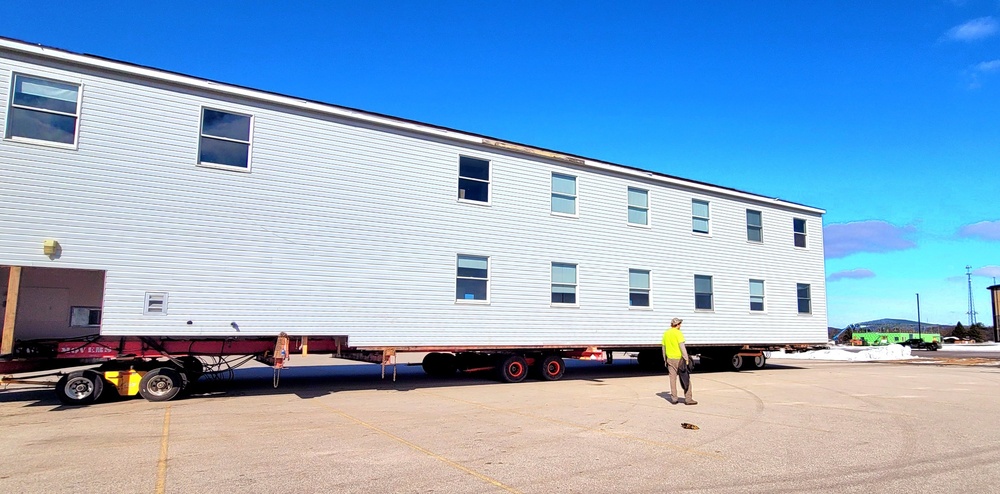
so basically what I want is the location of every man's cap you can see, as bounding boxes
[671,318,683,326]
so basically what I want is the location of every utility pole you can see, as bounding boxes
[916,293,921,337]
[966,265,977,326]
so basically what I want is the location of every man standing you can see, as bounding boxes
[662,318,697,405]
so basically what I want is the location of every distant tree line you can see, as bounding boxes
[948,322,990,342]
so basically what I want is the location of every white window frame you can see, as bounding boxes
[793,218,807,248]
[749,279,765,312]
[456,255,490,304]
[550,172,578,217]
[197,106,254,172]
[627,187,650,227]
[747,209,763,243]
[457,155,491,205]
[797,283,812,314]
[629,269,651,309]
[4,72,83,149]
[692,199,710,234]
[144,292,169,315]
[694,275,713,311]
[551,262,579,307]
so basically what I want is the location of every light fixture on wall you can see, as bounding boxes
[43,239,60,256]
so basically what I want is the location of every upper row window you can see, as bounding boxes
[692,199,710,234]
[198,108,252,169]
[551,173,577,215]
[628,188,649,226]
[5,74,81,146]
[458,156,490,203]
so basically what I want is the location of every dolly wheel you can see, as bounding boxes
[729,353,744,372]
[139,367,186,402]
[538,355,565,381]
[498,354,528,383]
[56,370,105,406]
[752,355,766,369]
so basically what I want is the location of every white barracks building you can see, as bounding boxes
[0,37,827,353]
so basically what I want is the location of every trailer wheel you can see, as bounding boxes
[636,349,664,371]
[729,353,744,372]
[422,352,457,377]
[178,356,205,379]
[56,370,105,406]
[751,354,766,369]
[139,367,185,402]
[497,354,528,383]
[536,355,565,381]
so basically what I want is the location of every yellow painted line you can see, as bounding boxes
[318,403,521,494]
[154,406,171,494]
[418,390,722,458]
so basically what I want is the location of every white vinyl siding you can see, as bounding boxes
[627,187,648,226]
[692,199,710,234]
[551,173,577,215]
[5,73,81,146]
[0,41,829,347]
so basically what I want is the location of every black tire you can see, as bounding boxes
[536,355,566,381]
[497,354,528,383]
[728,353,744,372]
[636,349,665,371]
[177,356,205,379]
[751,354,766,369]
[139,367,186,402]
[55,370,104,406]
[422,352,457,377]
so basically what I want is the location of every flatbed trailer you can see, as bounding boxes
[0,334,812,406]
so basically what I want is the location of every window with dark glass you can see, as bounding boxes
[629,269,650,307]
[797,283,812,314]
[6,74,81,145]
[694,275,713,310]
[793,218,807,248]
[747,210,763,242]
[458,156,490,203]
[199,108,252,169]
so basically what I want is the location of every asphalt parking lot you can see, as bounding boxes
[2,355,1000,494]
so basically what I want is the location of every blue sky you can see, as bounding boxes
[6,1,999,328]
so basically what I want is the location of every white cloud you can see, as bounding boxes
[972,265,1000,278]
[975,60,1000,72]
[944,17,999,41]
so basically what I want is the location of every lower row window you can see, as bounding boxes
[456,255,489,301]
[551,263,578,304]
[452,257,812,314]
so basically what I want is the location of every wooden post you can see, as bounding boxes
[2,267,22,355]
